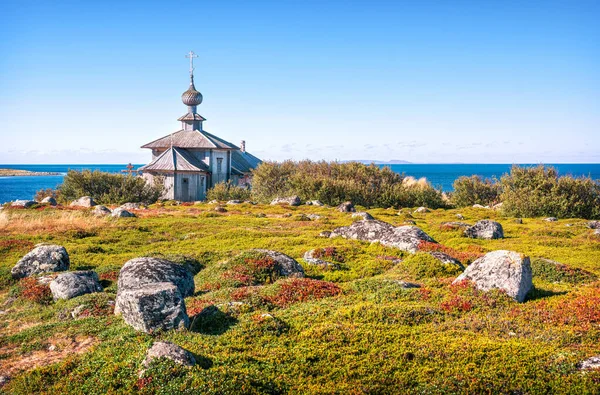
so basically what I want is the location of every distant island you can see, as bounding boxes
[0,169,61,177]
[352,160,412,165]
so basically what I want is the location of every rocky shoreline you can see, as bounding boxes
[0,169,61,177]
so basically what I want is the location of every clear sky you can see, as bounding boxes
[0,0,598,164]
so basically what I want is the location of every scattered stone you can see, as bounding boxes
[472,204,486,209]
[456,214,465,220]
[337,201,356,213]
[464,220,504,240]
[0,375,10,387]
[92,205,112,216]
[414,207,429,214]
[271,196,301,206]
[453,250,532,302]
[142,341,196,369]
[427,251,465,270]
[48,344,57,351]
[352,212,374,220]
[208,200,219,204]
[282,213,292,218]
[514,218,523,224]
[319,231,332,238]
[307,214,322,220]
[588,221,600,229]
[49,271,103,300]
[71,304,87,319]
[577,356,600,371]
[492,202,503,210]
[390,280,421,289]
[303,250,340,269]
[594,229,600,237]
[119,202,145,210]
[11,199,36,208]
[40,196,57,206]
[251,249,305,278]
[226,200,242,205]
[295,214,312,221]
[441,221,471,229]
[12,244,70,279]
[70,196,96,208]
[306,200,324,206]
[544,217,558,222]
[565,223,574,227]
[214,206,227,213]
[116,282,189,333]
[111,208,136,218]
[330,220,436,253]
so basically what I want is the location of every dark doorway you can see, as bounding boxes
[182,177,189,201]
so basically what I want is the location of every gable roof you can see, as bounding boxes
[231,150,262,174]
[139,147,209,172]
[141,129,238,150]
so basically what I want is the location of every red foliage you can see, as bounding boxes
[222,257,277,286]
[18,277,52,304]
[440,280,477,313]
[267,278,342,307]
[440,295,474,312]
[418,241,485,264]
[417,287,432,300]
[312,247,346,262]
[202,282,222,291]
[99,271,119,281]
[0,239,34,253]
[181,202,194,206]
[186,300,213,316]
[136,377,153,390]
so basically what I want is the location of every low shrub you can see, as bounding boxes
[531,258,597,284]
[13,277,52,304]
[418,241,485,265]
[34,188,60,202]
[451,175,501,207]
[401,252,463,279]
[219,251,280,287]
[206,181,251,201]
[58,170,164,205]
[267,278,342,307]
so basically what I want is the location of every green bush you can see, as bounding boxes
[58,170,164,205]
[251,160,447,208]
[206,181,251,201]
[451,175,501,207]
[500,165,600,219]
[401,253,463,279]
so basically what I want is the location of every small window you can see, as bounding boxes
[217,158,223,173]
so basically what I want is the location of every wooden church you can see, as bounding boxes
[139,52,261,201]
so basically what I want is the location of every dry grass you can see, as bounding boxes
[0,210,109,235]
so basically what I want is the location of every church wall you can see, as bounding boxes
[210,150,230,186]
[173,172,206,202]
[142,172,175,200]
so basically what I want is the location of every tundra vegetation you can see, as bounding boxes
[1,196,600,394]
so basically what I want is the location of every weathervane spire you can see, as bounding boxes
[185,50,198,79]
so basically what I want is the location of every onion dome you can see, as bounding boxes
[181,75,203,106]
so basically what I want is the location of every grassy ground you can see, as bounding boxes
[1,202,600,394]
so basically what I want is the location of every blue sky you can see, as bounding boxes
[0,0,598,164]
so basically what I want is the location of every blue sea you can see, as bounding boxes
[0,163,599,203]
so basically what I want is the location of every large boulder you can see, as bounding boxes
[111,208,136,218]
[427,251,465,271]
[49,271,103,300]
[116,282,189,333]
[303,250,340,269]
[588,221,600,230]
[270,196,301,206]
[116,257,195,305]
[40,196,57,206]
[119,202,145,210]
[329,220,435,253]
[11,200,36,208]
[142,341,196,368]
[12,244,70,279]
[251,249,305,278]
[70,196,96,208]
[337,201,356,212]
[453,250,532,302]
[577,356,600,371]
[92,205,112,217]
[464,220,504,240]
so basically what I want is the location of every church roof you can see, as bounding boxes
[141,130,238,150]
[232,150,262,174]
[139,147,209,172]
[177,113,206,121]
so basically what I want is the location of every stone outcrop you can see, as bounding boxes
[306,200,324,206]
[453,250,532,302]
[352,212,374,220]
[111,208,136,218]
[588,221,600,229]
[337,201,356,212]
[119,202,145,210]
[414,207,429,213]
[270,196,301,206]
[11,200,36,208]
[307,214,322,220]
[544,217,558,222]
[303,250,340,269]
[12,244,70,279]
[251,249,305,278]
[427,251,465,271]
[577,356,600,371]
[472,204,486,209]
[70,196,96,208]
[329,220,435,253]
[464,220,504,240]
[49,271,103,300]
[40,196,57,206]
[142,341,196,368]
[116,282,189,333]
[226,200,242,205]
[92,205,112,217]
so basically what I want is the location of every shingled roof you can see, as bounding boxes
[232,150,262,174]
[139,147,209,172]
[141,130,238,150]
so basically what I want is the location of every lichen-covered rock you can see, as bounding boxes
[329,220,435,253]
[307,214,322,220]
[514,218,523,224]
[414,207,429,213]
[214,206,227,213]
[352,212,374,220]
[40,196,57,206]
[142,341,196,368]
[251,249,305,278]
[12,244,70,279]
[472,204,486,209]
[319,231,332,238]
[92,205,112,216]
[70,196,96,208]
[577,356,600,371]
[456,214,465,220]
[544,217,558,222]
[11,200,36,208]
[116,282,189,333]
[337,201,356,212]
[226,200,242,205]
[588,221,600,229]
[464,220,504,240]
[49,271,103,300]
[111,208,136,218]
[270,196,301,206]
[453,250,532,302]
[306,200,324,206]
[303,250,340,269]
[116,257,195,305]
[427,251,465,271]
[119,202,145,210]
